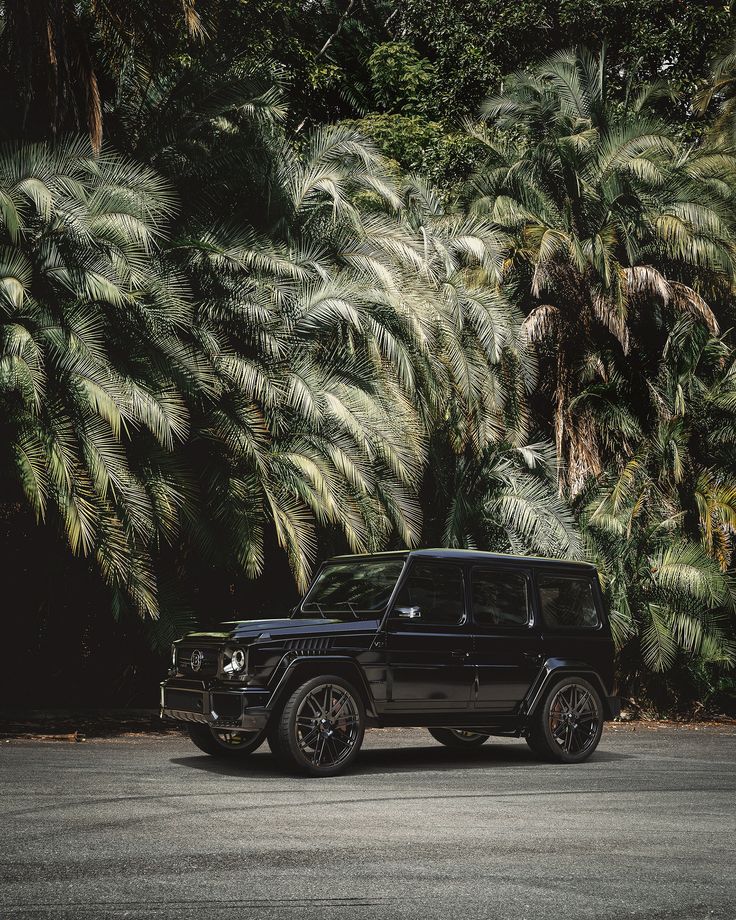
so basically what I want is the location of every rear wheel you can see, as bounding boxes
[269,675,366,777]
[428,728,490,748]
[526,676,603,763]
[187,724,266,758]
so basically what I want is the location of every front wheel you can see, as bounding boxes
[525,676,603,763]
[187,724,266,758]
[269,675,366,777]
[428,728,490,748]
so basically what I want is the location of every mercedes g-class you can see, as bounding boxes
[161,549,619,776]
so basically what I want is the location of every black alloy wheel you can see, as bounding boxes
[526,676,603,763]
[269,675,366,777]
[428,728,490,748]
[188,724,267,758]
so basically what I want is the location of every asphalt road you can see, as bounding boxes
[1,725,735,920]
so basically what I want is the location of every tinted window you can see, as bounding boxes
[395,563,465,626]
[300,560,404,617]
[471,568,530,627]
[539,576,599,628]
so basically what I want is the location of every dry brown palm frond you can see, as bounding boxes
[592,292,630,353]
[624,267,719,335]
[521,304,559,343]
[624,265,673,302]
[669,282,719,335]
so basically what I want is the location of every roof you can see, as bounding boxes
[327,548,596,570]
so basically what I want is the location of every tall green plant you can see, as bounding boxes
[175,127,545,587]
[468,48,736,494]
[0,138,203,616]
[579,319,736,673]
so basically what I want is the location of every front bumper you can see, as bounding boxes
[160,678,270,731]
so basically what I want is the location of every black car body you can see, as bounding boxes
[161,549,619,774]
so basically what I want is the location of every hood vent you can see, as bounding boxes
[285,637,333,654]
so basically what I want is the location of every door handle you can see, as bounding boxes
[523,652,543,663]
[451,650,468,659]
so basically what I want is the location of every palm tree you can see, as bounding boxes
[172,126,550,588]
[578,317,736,678]
[425,437,579,557]
[0,0,208,150]
[0,138,203,617]
[170,125,423,589]
[696,39,736,145]
[468,48,736,495]
[577,317,736,570]
[582,488,736,676]
[0,125,549,617]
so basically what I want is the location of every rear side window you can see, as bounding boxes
[471,568,530,627]
[539,576,599,629]
[395,562,465,626]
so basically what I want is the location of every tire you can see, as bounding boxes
[525,675,603,763]
[269,675,366,777]
[428,728,490,748]
[187,723,266,758]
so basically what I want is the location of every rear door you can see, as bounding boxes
[536,570,615,691]
[469,565,544,713]
[385,561,474,711]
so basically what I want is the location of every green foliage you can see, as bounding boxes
[0,138,197,617]
[467,48,736,495]
[556,0,731,95]
[397,0,548,120]
[346,114,482,187]
[579,320,736,676]
[367,42,438,115]
[398,0,732,125]
[6,0,736,707]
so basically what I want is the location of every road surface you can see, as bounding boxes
[1,725,735,919]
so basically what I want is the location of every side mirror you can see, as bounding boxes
[394,605,421,619]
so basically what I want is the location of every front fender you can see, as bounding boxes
[265,656,377,717]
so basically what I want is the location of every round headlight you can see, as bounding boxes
[230,648,246,673]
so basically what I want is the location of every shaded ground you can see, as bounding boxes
[0,710,179,741]
[2,709,735,741]
[1,725,735,919]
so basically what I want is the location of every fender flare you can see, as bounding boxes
[265,655,378,718]
[522,658,616,720]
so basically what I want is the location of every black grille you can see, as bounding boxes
[212,693,243,721]
[165,689,204,713]
[285,637,333,654]
[177,645,220,677]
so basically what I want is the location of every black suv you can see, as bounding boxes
[161,549,620,776]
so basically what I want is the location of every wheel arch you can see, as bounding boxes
[265,656,377,717]
[523,659,616,720]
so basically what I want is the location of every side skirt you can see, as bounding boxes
[374,712,522,733]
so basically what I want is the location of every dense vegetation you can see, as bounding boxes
[3,0,736,713]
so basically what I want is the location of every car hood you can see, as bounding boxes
[184,617,380,643]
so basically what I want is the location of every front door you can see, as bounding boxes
[385,561,473,711]
[469,565,543,713]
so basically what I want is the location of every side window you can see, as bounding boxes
[471,568,530,627]
[539,576,599,629]
[394,563,465,626]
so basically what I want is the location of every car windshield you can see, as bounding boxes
[297,559,405,618]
